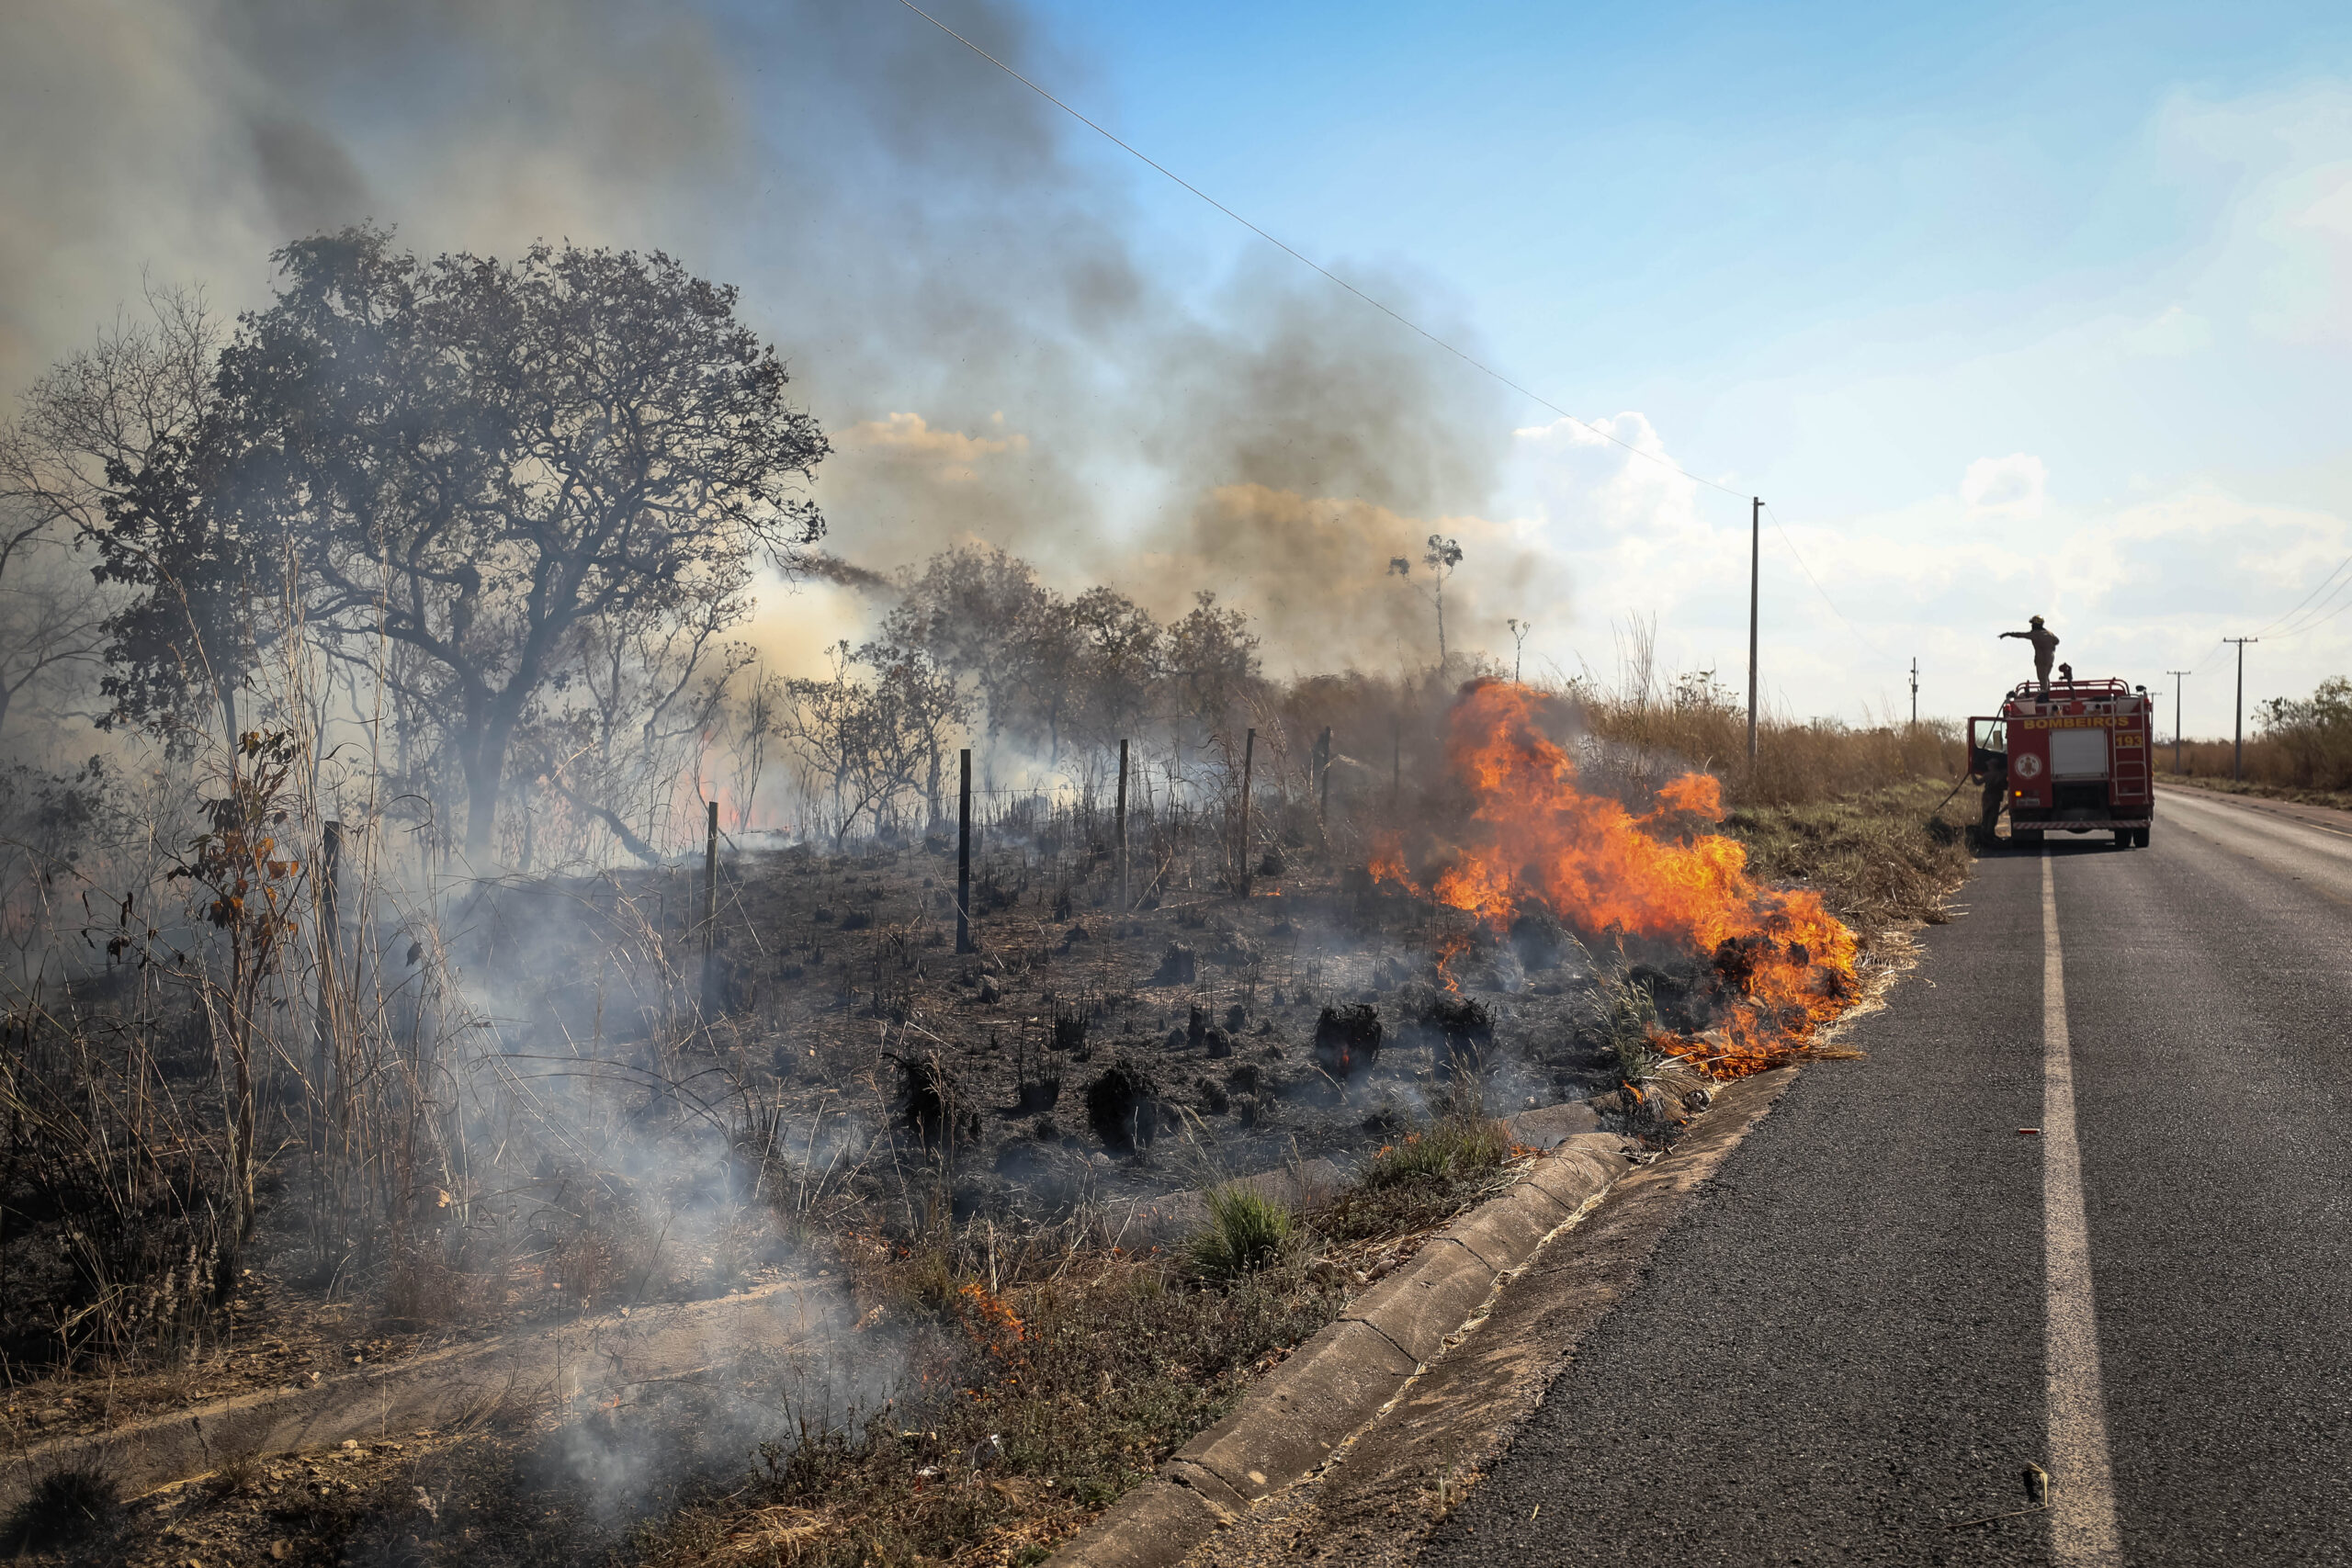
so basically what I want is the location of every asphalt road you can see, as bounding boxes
[1422,787,2352,1566]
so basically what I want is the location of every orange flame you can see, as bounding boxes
[1373,681,1859,1076]
[1432,931,1471,993]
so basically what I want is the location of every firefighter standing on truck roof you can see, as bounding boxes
[2000,615,2060,693]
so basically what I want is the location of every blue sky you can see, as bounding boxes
[5,0,2349,735]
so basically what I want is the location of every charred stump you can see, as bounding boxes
[1313,1003,1384,1077]
[897,1053,978,1152]
[1085,1060,1163,1153]
[1428,994,1495,1078]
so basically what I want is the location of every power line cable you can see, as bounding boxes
[2270,579,2352,642]
[1759,502,1894,662]
[2254,550,2352,637]
[2170,552,2352,674]
[892,0,1749,501]
[2267,560,2352,640]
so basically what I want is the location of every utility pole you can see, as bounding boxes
[1908,658,1918,728]
[2165,671,2190,773]
[1114,738,1129,912]
[2225,638,2258,782]
[1747,496,1761,768]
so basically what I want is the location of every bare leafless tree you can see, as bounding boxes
[721,660,789,833]
[0,285,222,742]
[0,527,107,741]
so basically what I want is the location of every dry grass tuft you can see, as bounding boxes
[2,1462,120,1555]
[1725,779,1979,936]
[1190,1185,1295,1280]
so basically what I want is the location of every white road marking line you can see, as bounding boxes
[2041,853,2124,1565]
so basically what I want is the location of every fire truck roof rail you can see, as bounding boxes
[2004,677,2137,699]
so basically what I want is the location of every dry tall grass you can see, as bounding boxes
[1577,692,1964,809]
[2156,677,2352,795]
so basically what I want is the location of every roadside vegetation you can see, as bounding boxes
[1728,781,1978,937]
[2160,675,2352,808]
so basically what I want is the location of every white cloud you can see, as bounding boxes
[1960,454,2048,518]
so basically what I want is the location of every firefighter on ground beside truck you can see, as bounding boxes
[1974,730,2008,840]
[2000,615,2060,692]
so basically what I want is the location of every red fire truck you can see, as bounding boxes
[1967,677,2155,848]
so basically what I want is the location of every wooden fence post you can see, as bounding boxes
[311,819,342,1163]
[956,749,974,953]
[1238,728,1256,897]
[1316,726,1331,842]
[701,800,720,1019]
[1115,739,1129,912]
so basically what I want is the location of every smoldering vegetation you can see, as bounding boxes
[0,658,1966,1561]
[0,217,1975,1563]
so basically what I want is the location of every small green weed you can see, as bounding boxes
[1189,1185,1295,1279]
[1357,1116,1512,1190]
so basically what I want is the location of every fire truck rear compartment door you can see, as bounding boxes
[2050,728,2109,779]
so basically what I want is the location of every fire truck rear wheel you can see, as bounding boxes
[2134,825,2152,849]
[2014,829,2044,849]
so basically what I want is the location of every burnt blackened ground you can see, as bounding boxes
[457,779,1980,1253]
[470,832,1624,1235]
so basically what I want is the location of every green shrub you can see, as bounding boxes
[1358,1115,1513,1191]
[1190,1184,1294,1279]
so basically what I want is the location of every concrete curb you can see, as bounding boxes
[1051,1123,1628,1566]
[0,1276,843,1517]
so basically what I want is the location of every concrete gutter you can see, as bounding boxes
[1052,1105,1623,1568]
[0,1276,846,1517]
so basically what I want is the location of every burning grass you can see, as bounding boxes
[1373,682,1867,1077]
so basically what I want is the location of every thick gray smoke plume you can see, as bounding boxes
[0,0,1537,676]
